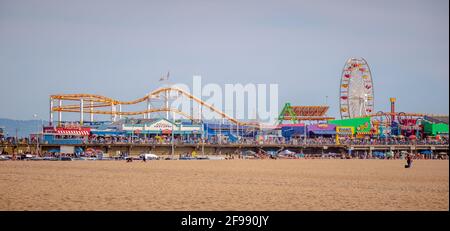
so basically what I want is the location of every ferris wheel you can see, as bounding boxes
[339,57,374,119]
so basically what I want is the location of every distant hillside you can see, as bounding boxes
[0,118,48,138]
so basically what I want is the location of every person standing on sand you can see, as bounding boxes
[405,154,412,168]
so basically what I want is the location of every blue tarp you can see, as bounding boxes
[372,151,385,157]
[420,150,433,155]
[281,126,305,138]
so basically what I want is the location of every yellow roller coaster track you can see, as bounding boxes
[50,87,259,127]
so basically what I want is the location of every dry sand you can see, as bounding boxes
[0,159,448,211]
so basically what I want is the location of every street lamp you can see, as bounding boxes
[415,118,423,139]
[33,114,40,156]
[171,111,175,159]
[201,120,205,156]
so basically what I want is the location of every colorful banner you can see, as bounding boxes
[307,124,336,132]
[336,126,354,135]
[329,117,371,133]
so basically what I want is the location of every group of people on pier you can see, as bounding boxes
[1,135,448,146]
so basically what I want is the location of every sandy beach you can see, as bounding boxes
[0,159,448,211]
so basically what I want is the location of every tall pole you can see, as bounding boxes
[390,98,396,123]
[201,120,205,156]
[171,111,175,159]
[219,117,222,145]
[33,114,38,155]
[111,103,116,122]
[58,99,62,126]
[223,117,226,143]
[80,99,84,125]
[146,97,151,119]
[90,100,94,122]
[237,123,240,142]
[131,125,134,144]
[165,90,169,120]
[198,104,202,122]
[39,118,43,156]
[118,104,122,120]
[304,122,306,143]
[49,98,54,126]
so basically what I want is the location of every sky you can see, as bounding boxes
[0,0,448,122]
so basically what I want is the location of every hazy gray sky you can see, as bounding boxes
[0,0,448,121]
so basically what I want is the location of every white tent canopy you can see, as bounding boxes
[278,149,295,155]
[141,153,159,159]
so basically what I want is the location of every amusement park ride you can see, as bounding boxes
[49,86,260,127]
[339,57,375,119]
[278,103,335,124]
[368,99,428,138]
[48,57,446,139]
[338,57,444,138]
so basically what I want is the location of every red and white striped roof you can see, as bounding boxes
[56,129,90,136]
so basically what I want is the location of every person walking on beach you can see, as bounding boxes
[405,154,412,168]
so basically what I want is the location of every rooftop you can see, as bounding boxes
[286,106,330,117]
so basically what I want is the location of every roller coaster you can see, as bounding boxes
[50,87,260,127]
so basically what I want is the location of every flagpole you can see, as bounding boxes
[165,71,170,120]
[171,111,175,159]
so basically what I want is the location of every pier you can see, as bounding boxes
[1,143,448,157]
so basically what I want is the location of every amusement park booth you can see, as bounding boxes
[422,120,449,136]
[279,123,306,140]
[277,103,335,124]
[329,117,371,138]
[122,118,202,138]
[203,122,255,143]
[88,120,122,134]
[41,125,90,145]
[335,126,354,144]
[307,123,336,137]
[386,118,423,138]
[277,103,335,140]
[371,120,390,138]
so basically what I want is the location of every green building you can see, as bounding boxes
[422,120,449,136]
[328,117,371,134]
